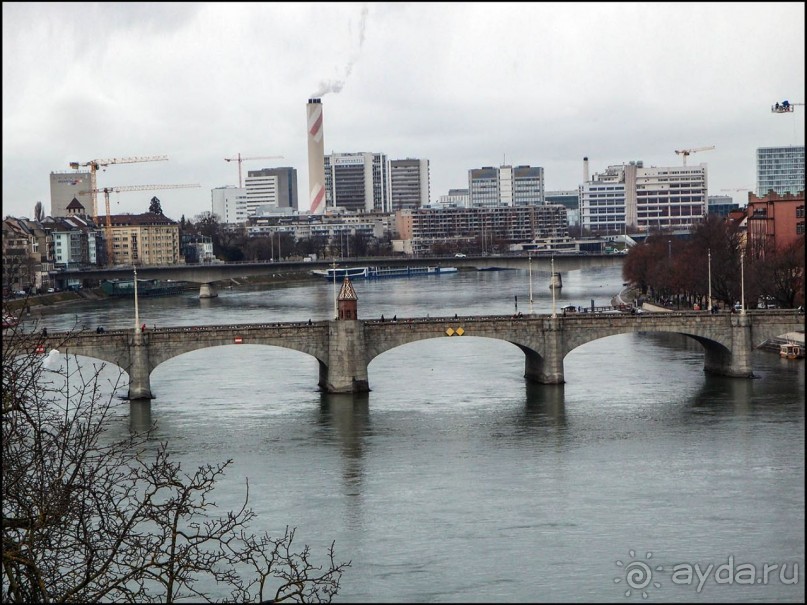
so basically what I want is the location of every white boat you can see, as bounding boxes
[779,342,805,360]
[311,267,370,280]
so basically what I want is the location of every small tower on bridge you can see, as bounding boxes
[337,277,358,320]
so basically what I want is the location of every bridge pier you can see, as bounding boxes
[524,318,565,384]
[703,315,754,378]
[127,335,154,400]
[320,320,369,393]
[199,283,218,298]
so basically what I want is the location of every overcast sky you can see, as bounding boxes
[3,2,805,221]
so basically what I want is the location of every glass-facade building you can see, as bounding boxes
[756,146,805,196]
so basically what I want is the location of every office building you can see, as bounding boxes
[468,165,544,208]
[388,158,430,211]
[245,167,298,217]
[756,146,805,196]
[211,186,248,224]
[579,160,708,233]
[324,152,389,213]
[50,171,92,218]
[436,189,469,208]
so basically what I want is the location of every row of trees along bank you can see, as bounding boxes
[622,214,805,310]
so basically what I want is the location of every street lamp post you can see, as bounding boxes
[133,266,141,336]
[528,253,534,314]
[740,250,746,316]
[668,239,672,258]
[332,261,338,319]
[707,248,712,312]
[551,255,557,318]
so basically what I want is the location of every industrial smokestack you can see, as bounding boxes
[583,156,590,183]
[307,98,326,215]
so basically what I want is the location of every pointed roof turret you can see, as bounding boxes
[338,276,357,301]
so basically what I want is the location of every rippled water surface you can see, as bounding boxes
[33,261,804,602]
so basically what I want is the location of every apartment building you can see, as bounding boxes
[746,190,805,254]
[395,205,567,255]
[108,213,181,266]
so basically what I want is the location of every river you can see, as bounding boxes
[30,261,804,602]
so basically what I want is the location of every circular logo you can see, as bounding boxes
[615,550,663,598]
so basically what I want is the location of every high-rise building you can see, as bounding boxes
[756,146,805,196]
[388,158,430,211]
[579,160,708,233]
[324,152,388,213]
[468,165,544,208]
[50,171,92,218]
[211,186,248,224]
[245,167,298,217]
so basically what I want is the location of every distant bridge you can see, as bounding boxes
[9,310,803,399]
[53,254,622,297]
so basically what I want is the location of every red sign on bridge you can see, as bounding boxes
[234,337,243,344]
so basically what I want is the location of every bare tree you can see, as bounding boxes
[2,313,350,603]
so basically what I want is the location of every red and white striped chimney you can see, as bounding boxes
[307,98,326,215]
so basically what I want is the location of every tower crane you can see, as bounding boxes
[674,146,715,166]
[80,183,200,266]
[771,100,804,113]
[224,153,285,188]
[69,155,169,220]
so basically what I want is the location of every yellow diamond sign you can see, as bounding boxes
[445,327,455,336]
[456,327,465,336]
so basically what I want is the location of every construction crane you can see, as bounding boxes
[68,155,169,220]
[80,183,200,266]
[771,100,804,113]
[674,145,715,166]
[224,153,284,188]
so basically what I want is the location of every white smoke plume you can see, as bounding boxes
[312,5,368,98]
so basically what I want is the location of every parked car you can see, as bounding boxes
[46,287,55,293]
[454,253,467,258]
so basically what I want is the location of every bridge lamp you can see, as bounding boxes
[740,250,746,316]
[528,253,534,314]
[551,255,557,318]
[707,248,712,311]
[332,261,338,319]
[134,266,141,334]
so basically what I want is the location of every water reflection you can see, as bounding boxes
[129,400,153,434]
[318,392,371,530]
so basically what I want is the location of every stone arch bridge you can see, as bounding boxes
[12,310,803,399]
